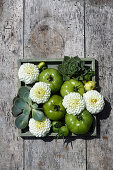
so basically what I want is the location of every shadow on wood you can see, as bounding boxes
[94,60,112,138]
[96,99,111,137]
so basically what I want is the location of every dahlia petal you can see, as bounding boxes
[18,63,39,84]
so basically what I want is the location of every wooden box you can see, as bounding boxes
[18,58,97,138]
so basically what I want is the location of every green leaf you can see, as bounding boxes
[12,105,22,117]
[14,98,28,110]
[23,92,32,105]
[18,87,29,98]
[13,96,18,104]
[23,107,31,115]
[78,75,84,81]
[32,109,44,121]
[64,56,70,62]
[23,92,29,101]
[15,113,29,129]
[63,75,70,81]
[58,64,64,75]
[25,86,32,90]
[32,103,38,109]
[84,74,90,81]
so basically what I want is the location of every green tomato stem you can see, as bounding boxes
[73,84,81,92]
[47,75,53,82]
[53,104,60,111]
[77,115,82,121]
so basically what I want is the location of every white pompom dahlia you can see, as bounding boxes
[62,92,85,115]
[30,82,51,104]
[29,118,51,137]
[83,90,105,114]
[18,63,39,84]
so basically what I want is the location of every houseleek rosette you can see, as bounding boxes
[83,90,105,114]
[18,63,39,84]
[29,117,51,137]
[30,82,51,104]
[62,92,85,115]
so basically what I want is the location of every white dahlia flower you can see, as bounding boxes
[29,118,51,137]
[83,90,105,114]
[30,82,51,104]
[62,92,85,115]
[18,63,39,84]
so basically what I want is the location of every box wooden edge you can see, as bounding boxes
[18,58,97,138]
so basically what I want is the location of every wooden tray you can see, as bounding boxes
[18,58,97,138]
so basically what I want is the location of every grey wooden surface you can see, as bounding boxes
[0,0,113,170]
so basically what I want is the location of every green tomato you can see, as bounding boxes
[43,95,65,120]
[39,68,63,93]
[60,79,85,97]
[59,126,69,137]
[65,110,93,134]
[52,121,62,133]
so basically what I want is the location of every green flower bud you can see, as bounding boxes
[38,62,46,70]
[84,81,96,91]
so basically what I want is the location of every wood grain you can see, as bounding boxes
[24,0,86,170]
[1,0,113,169]
[24,0,84,59]
[24,139,86,170]
[85,0,113,169]
[0,0,23,169]
[0,0,2,16]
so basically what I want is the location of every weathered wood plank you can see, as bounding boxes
[24,0,84,59]
[0,0,3,17]
[24,139,86,170]
[0,0,23,68]
[85,0,113,169]
[0,0,23,169]
[24,0,86,170]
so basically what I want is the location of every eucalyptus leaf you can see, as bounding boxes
[23,92,32,105]
[14,98,28,109]
[15,113,29,129]
[18,87,29,98]
[32,103,38,109]
[13,96,18,104]
[23,107,31,115]
[12,105,22,117]
[32,109,44,121]
[25,86,31,90]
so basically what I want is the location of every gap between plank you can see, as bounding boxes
[23,0,25,170]
[84,0,86,59]
[84,0,88,169]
